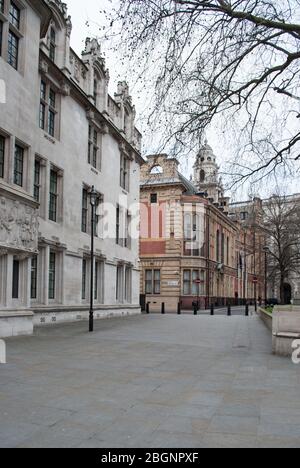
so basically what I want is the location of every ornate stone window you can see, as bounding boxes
[0,1,24,72]
[88,125,101,171]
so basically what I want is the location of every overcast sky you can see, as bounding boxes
[66,0,299,201]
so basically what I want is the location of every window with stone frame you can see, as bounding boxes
[116,265,124,302]
[48,251,56,300]
[14,143,24,187]
[120,153,130,192]
[30,256,38,300]
[39,79,59,138]
[33,158,41,202]
[183,269,205,296]
[49,26,56,62]
[88,125,101,171]
[0,134,5,178]
[184,213,203,256]
[125,266,132,303]
[81,186,103,236]
[145,269,160,295]
[0,1,24,71]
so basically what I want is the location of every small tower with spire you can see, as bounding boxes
[193,140,227,207]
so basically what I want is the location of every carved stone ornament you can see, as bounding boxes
[0,197,39,253]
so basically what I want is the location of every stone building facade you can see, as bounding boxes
[230,194,300,304]
[0,0,143,337]
[140,145,264,312]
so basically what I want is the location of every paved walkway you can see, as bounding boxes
[0,314,300,448]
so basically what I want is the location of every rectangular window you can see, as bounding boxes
[151,193,157,204]
[88,125,100,170]
[14,144,24,187]
[145,270,160,295]
[82,188,88,233]
[49,169,58,222]
[31,257,38,300]
[0,21,3,57]
[120,153,129,191]
[94,261,99,301]
[0,135,4,178]
[49,251,56,300]
[12,258,19,299]
[124,211,131,249]
[8,30,18,69]
[49,28,56,62]
[34,159,41,202]
[116,265,123,302]
[9,2,20,29]
[183,270,191,296]
[125,267,131,303]
[82,259,87,300]
[116,205,120,245]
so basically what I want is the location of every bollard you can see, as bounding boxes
[210,304,214,316]
[146,302,150,314]
[227,305,231,316]
[177,303,181,315]
[245,304,249,317]
[161,302,165,315]
[193,303,198,316]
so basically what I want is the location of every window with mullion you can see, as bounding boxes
[31,256,38,300]
[9,2,20,29]
[49,251,56,300]
[34,159,40,202]
[0,21,3,57]
[0,135,4,178]
[49,169,58,222]
[8,30,19,69]
[48,88,56,137]
[14,144,24,187]
[82,188,88,233]
[49,27,56,62]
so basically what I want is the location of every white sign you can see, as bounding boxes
[166,281,179,287]
[0,339,6,364]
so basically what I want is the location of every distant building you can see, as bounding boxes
[0,0,143,337]
[230,194,300,304]
[140,144,265,312]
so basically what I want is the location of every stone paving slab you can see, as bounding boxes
[0,314,300,448]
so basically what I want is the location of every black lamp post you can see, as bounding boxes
[89,186,98,333]
[263,246,269,306]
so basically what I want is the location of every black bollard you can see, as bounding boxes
[177,303,181,315]
[161,302,165,315]
[146,302,150,314]
[193,303,198,316]
[245,304,249,316]
[227,305,231,316]
[210,304,214,316]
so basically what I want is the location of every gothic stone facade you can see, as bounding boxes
[140,151,264,312]
[0,0,143,336]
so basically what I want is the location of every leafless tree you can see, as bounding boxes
[262,194,300,304]
[108,0,300,184]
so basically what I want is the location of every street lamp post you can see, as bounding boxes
[263,246,269,306]
[89,186,98,333]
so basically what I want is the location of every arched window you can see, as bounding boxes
[200,170,205,182]
[150,165,163,175]
[49,27,56,62]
